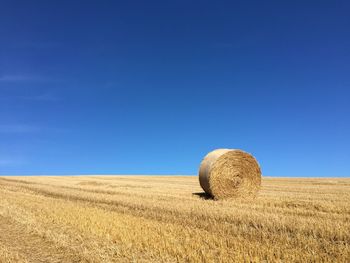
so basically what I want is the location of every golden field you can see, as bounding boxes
[0,176,349,263]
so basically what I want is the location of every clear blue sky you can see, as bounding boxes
[0,1,349,176]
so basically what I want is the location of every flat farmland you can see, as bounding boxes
[0,176,349,262]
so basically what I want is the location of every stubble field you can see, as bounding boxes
[0,176,349,262]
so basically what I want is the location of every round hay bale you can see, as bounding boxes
[198,149,261,199]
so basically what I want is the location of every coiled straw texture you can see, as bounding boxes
[199,149,261,199]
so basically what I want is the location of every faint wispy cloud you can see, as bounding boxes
[0,74,55,83]
[0,92,60,102]
[0,124,41,133]
[0,157,26,167]
[0,159,16,166]
[0,124,69,134]
[22,92,59,101]
[0,75,34,82]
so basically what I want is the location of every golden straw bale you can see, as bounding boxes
[199,149,261,199]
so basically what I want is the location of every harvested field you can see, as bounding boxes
[0,176,349,262]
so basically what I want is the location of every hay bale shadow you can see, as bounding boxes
[192,192,214,200]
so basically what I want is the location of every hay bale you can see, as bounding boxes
[199,149,261,199]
